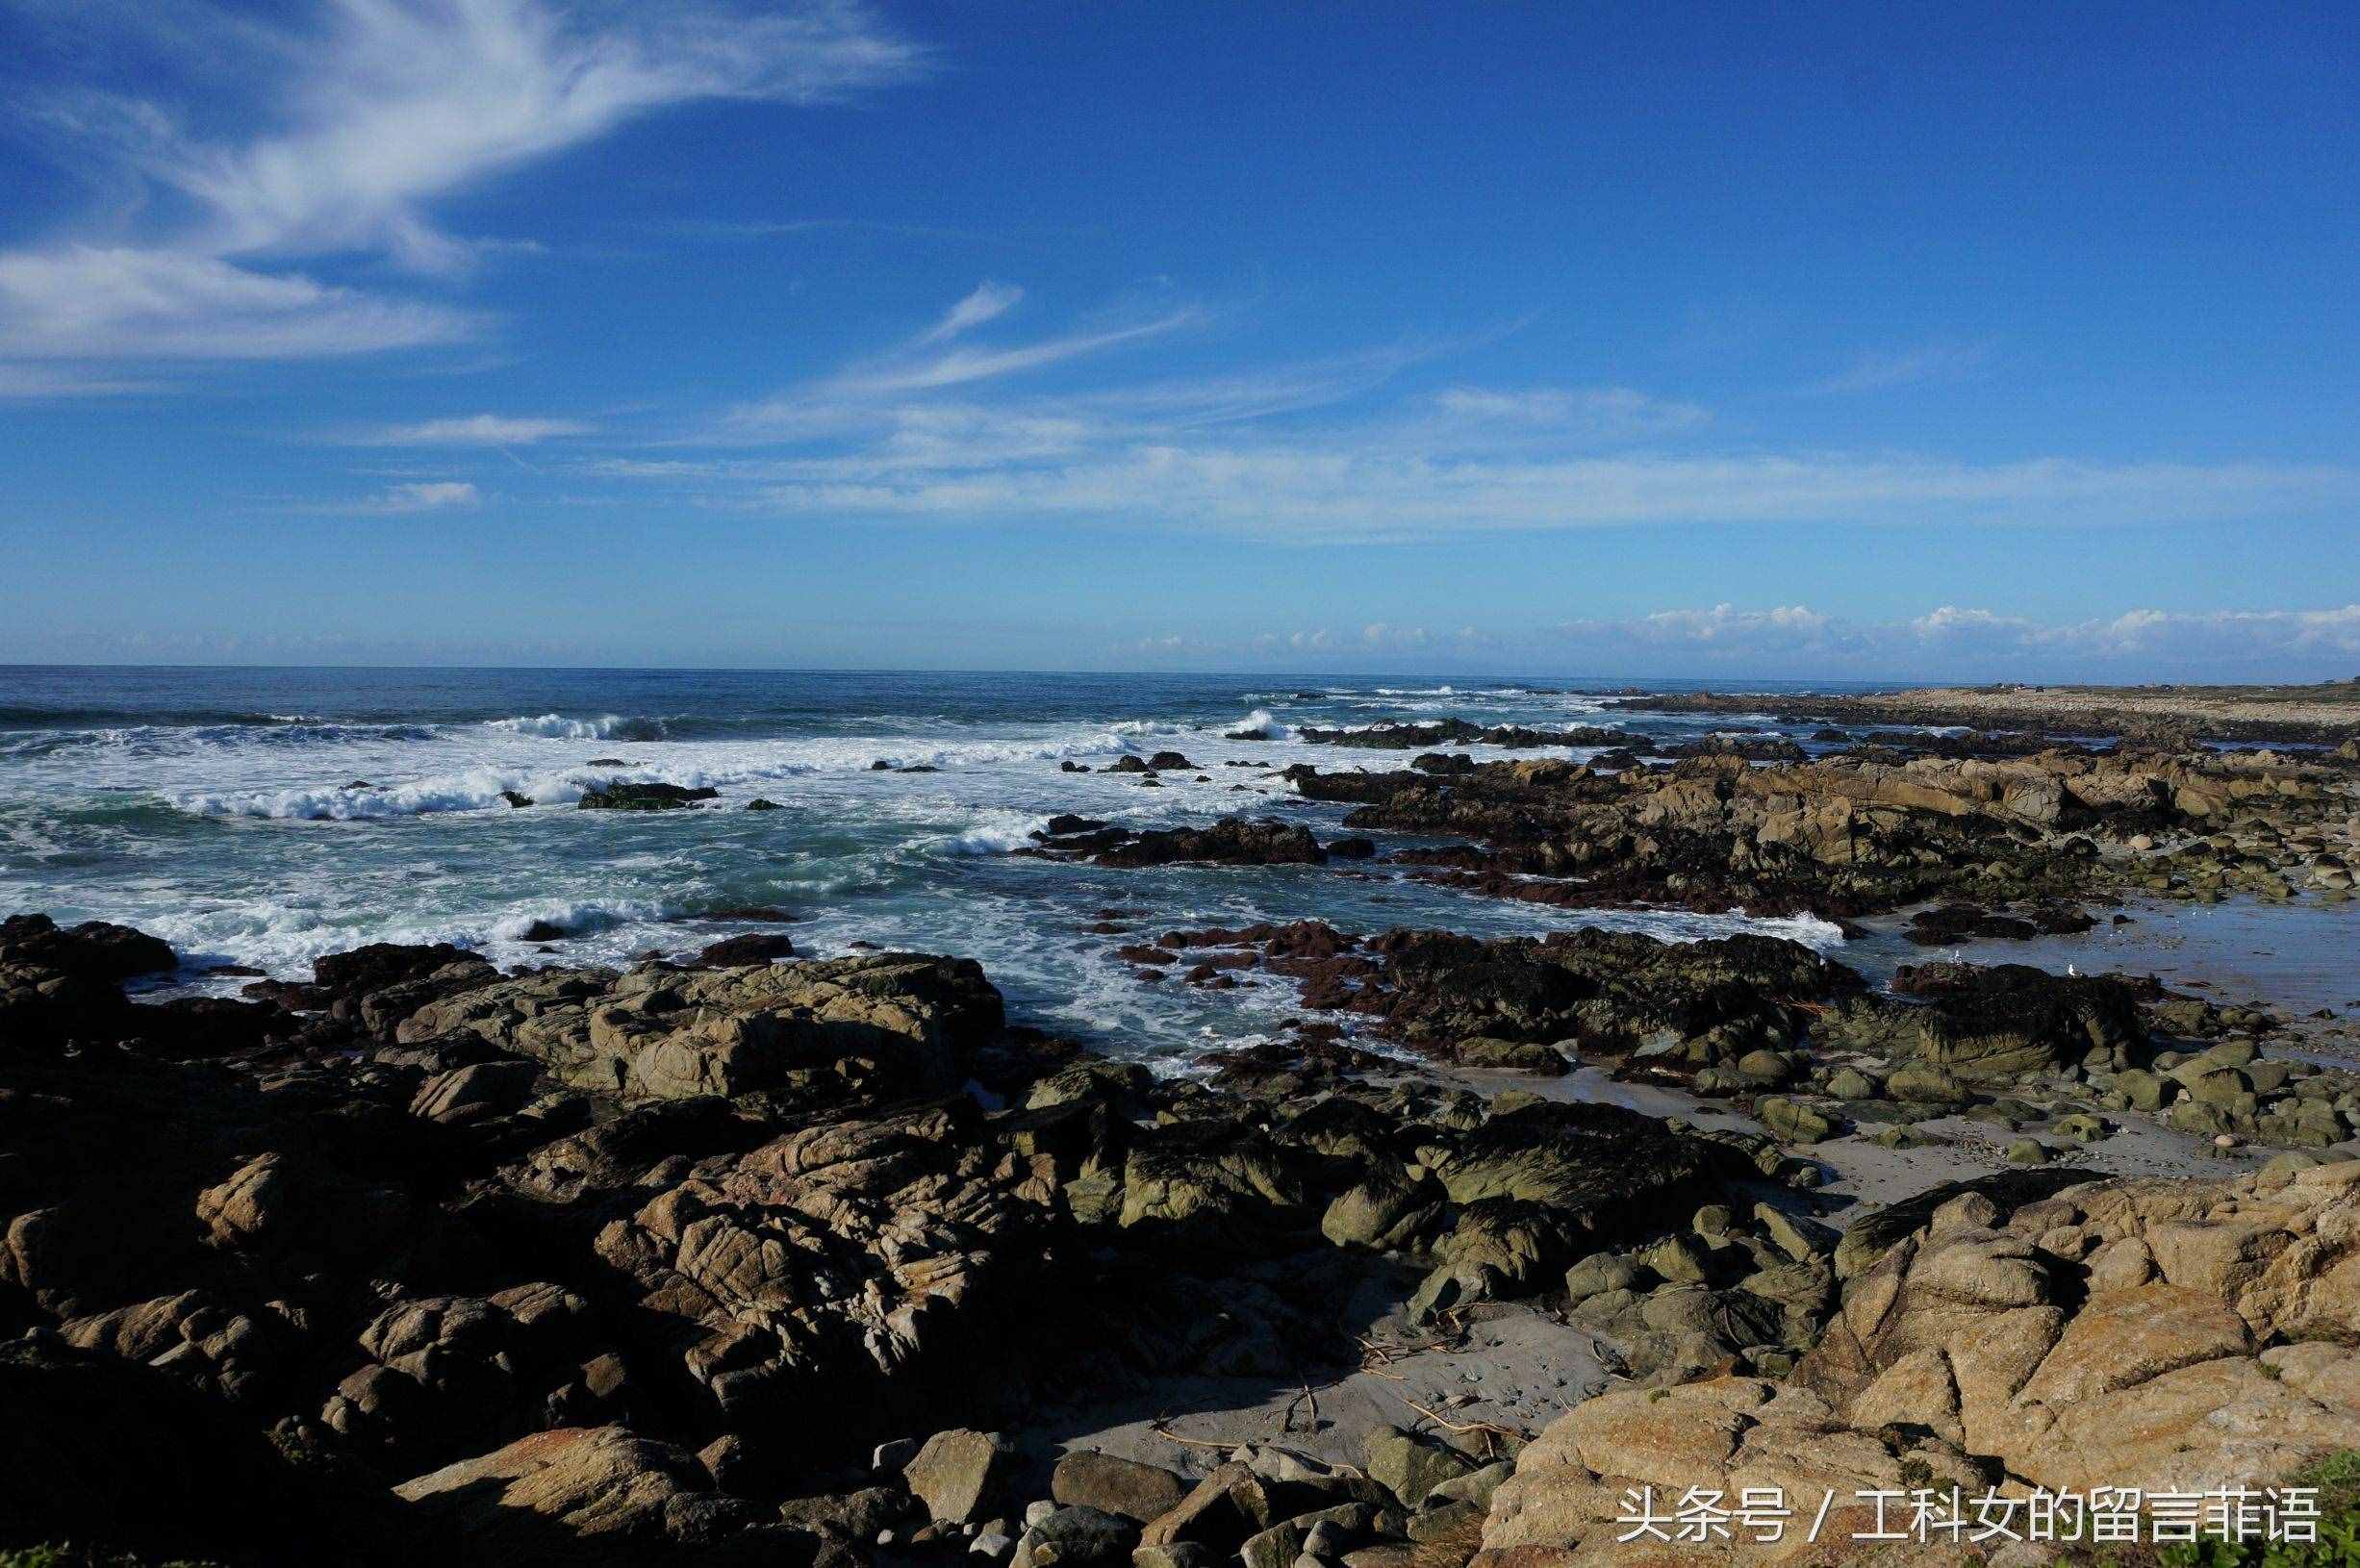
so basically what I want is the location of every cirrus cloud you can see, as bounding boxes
[0,0,925,381]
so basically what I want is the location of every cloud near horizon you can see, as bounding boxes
[1128,602,2360,677]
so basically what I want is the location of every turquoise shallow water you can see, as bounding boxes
[4,666,2346,1064]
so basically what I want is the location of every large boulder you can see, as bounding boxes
[393,1425,779,1566]
[1091,817,1328,869]
[902,1428,1020,1524]
[582,1100,1055,1457]
[1797,1160,2360,1494]
[396,952,1002,1103]
[1052,1451,1191,1523]
[1475,1377,1986,1565]
[0,913,170,1047]
[0,912,175,982]
[320,1282,626,1470]
[1471,1161,2360,1563]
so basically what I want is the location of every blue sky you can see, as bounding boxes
[1,1,2355,678]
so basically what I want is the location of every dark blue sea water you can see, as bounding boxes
[0,665,1972,1064]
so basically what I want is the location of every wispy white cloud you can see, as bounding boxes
[0,359,158,398]
[1804,341,1992,395]
[740,446,2356,544]
[0,245,479,359]
[317,479,483,515]
[823,308,1206,398]
[913,282,1024,346]
[1428,385,1709,440]
[341,413,590,446]
[658,303,2354,543]
[0,0,923,380]
[722,288,1214,438]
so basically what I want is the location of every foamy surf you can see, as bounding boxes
[3,668,1883,1066]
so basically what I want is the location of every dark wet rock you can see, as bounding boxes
[520,920,570,942]
[690,906,800,923]
[1052,1451,1191,1523]
[1147,751,1197,771]
[745,797,783,811]
[502,789,536,808]
[1,911,175,983]
[1088,818,1326,870]
[1856,962,2147,1081]
[694,932,799,967]
[1012,1505,1139,1568]
[315,940,487,1000]
[1231,925,1860,1074]
[1297,720,1638,750]
[1904,900,2094,945]
[127,994,300,1057]
[578,781,720,810]
[1327,835,1378,859]
[1285,741,2355,922]
[1655,734,1808,763]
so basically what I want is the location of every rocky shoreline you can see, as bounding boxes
[5,876,2357,1565]
[4,694,2360,1564]
[1597,678,2360,746]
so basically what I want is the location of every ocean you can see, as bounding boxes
[0,666,1898,1067]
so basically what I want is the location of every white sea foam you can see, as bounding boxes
[934,812,1055,855]
[7,678,1888,1072]
[489,897,672,941]
[486,713,669,741]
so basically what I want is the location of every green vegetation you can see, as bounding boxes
[0,1547,224,1568]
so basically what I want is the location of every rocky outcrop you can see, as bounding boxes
[1606,681,2360,747]
[1136,922,1860,1082]
[1477,1376,1988,1566]
[579,1098,1057,1454]
[1298,720,1640,751]
[578,782,721,810]
[321,1282,629,1470]
[0,911,174,1047]
[1028,816,1329,869]
[396,952,1002,1103]
[1797,1160,2360,1494]
[1287,742,2356,920]
[394,1425,783,1566]
[1471,1161,2360,1563]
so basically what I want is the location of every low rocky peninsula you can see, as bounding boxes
[4,689,2359,1567]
